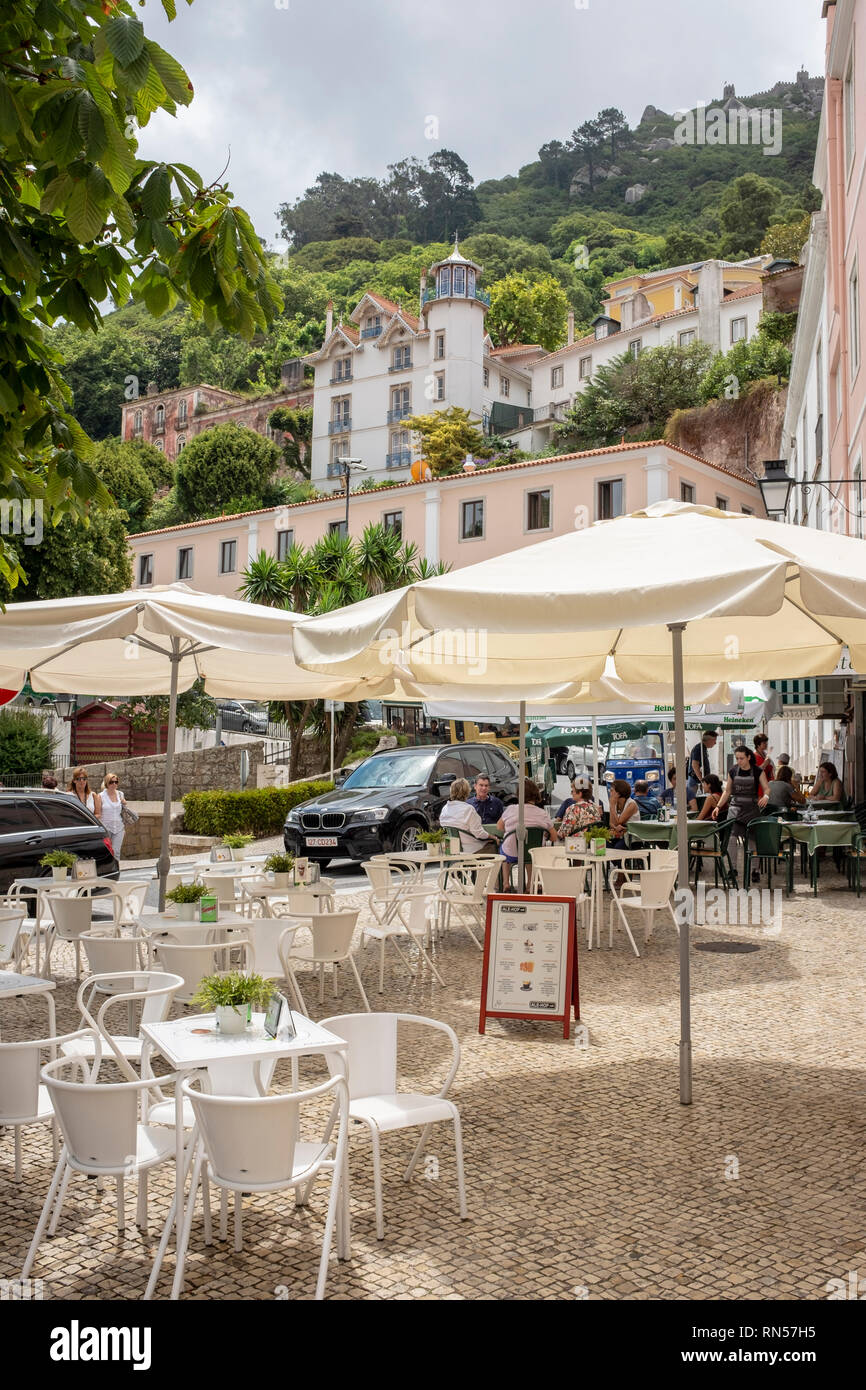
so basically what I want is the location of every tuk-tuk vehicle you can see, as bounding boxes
[602,729,667,797]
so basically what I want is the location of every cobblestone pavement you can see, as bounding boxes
[2,864,864,1302]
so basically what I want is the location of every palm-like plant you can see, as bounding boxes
[239,552,290,608]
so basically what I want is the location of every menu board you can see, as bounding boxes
[479,894,578,1040]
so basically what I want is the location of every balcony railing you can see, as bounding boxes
[360,325,383,339]
[175,416,188,429]
[422,286,491,307]
[153,420,165,434]
[385,450,412,469]
[328,418,351,434]
[389,361,412,372]
[329,373,352,385]
[387,406,411,424]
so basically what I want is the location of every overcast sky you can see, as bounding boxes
[138,0,827,249]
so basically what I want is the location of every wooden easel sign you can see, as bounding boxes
[479,894,578,1039]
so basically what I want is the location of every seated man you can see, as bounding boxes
[467,772,504,828]
[632,778,661,819]
[439,778,497,853]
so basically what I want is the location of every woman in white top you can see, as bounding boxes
[68,766,102,819]
[439,778,492,853]
[100,772,127,859]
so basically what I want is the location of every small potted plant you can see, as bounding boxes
[264,851,294,889]
[417,829,447,857]
[590,826,612,857]
[223,833,254,862]
[165,881,207,920]
[191,971,275,1034]
[40,850,76,882]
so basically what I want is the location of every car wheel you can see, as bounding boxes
[242,720,252,733]
[557,753,567,775]
[566,760,575,780]
[396,821,423,852]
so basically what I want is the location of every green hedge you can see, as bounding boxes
[182,780,334,837]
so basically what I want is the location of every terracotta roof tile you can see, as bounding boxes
[488,344,543,357]
[723,283,763,302]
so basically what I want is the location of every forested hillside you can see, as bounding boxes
[55,76,822,442]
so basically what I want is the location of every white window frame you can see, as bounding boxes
[628,339,641,359]
[435,372,445,402]
[177,397,188,425]
[678,330,696,348]
[383,510,403,537]
[849,258,860,378]
[138,553,154,587]
[483,366,490,388]
[579,356,592,379]
[176,546,193,582]
[176,433,187,455]
[276,529,293,560]
[730,317,747,344]
[499,376,510,398]
[525,488,552,534]
[715,495,728,511]
[596,477,625,521]
[435,331,445,360]
[680,481,695,503]
[551,365,564,389]
[460,498,485,542]
[219,539,238,575]
[844,48,855,175]
[854,457,864,540]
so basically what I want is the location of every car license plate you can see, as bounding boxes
[306,836,338,848]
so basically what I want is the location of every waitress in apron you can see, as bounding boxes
[712,745,770,882]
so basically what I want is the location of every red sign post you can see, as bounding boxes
[479,894,579,1040]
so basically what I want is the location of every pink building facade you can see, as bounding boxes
[128,442,760,595]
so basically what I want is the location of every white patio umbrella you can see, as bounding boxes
[0,584,394,907]
[294,501,866,1104]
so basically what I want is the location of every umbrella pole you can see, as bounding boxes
[156,636,181,913]
[592,716,600,805]
[669,622,692,1105]
[518,700,526,892]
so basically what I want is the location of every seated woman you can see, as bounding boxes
[764,764,806,816]
[608,778,639,848]
[810,761,844,804]
[696,773,724,821]
[558,782,604,838]
[497,778,553,865]
[439,778,495,853]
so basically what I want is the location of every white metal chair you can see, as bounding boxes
[321,1012,467,1241]
[0,906,28,970]
[198,871,241,908]
[61,970,183,1076]
[44,893,93,981]
[22,1054,179,1276]
[529,845,567,893]
[432,857,501,950]
[608,867,679,956]
[278,913,370,1014]
[151,1073,350,1302]
[88,880,149,926]
[650,849,679,873]
[0,1030,93,1180]
[535,864,592,941]
[149,939,253,1004]
[361,862,443,992]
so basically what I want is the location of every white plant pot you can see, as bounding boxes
[215,1003,249,1034]
[174,902,198,921]
[269,873,291,889]
[230,848,247,861]
[51,866,70,881]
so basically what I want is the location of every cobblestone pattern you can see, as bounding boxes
[1,868,864,1301]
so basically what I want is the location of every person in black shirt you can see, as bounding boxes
[687,730,717,804]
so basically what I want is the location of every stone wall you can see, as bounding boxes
[56,741,266,802]
[665,382,788,479]
[119,803,184,860]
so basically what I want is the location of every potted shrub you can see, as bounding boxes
[264,851,294,889]
[165,882,206,920]
[417,829,447,857]
[40,850,76,882]
[191,971,274,1034]
[223,833,254,862]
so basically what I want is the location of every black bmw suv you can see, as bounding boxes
[284,742,519,865]
[0,789,119,894]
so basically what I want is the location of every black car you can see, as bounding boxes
[216,700,270,735]
[284,742,520,865]
[0,789,119,895]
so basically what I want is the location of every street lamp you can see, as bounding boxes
[336,456,366,534]
[757,460,794,519]
[51,693,77,764]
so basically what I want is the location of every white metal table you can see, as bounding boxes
[0,971,56,1036]
[563,849,648,949]
[140,1009,349,1300]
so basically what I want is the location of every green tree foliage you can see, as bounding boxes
[111,678,216,736]
[403,407,490,476]
[760,213,812,262]
[487,273,568,350]
[92,438,155,532]
[0,707,55,781]
[0,0,281,590]
[241,523,447,778]
[5,508,132,602]
[698,332,793,404]
[174,423,280,519]
[267,405,313,478]
[556,342,714,452]
[719,174,783,256]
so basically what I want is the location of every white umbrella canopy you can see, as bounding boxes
[0,584,396,908]
[293,501,866,1107]
[293,501,866,686]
